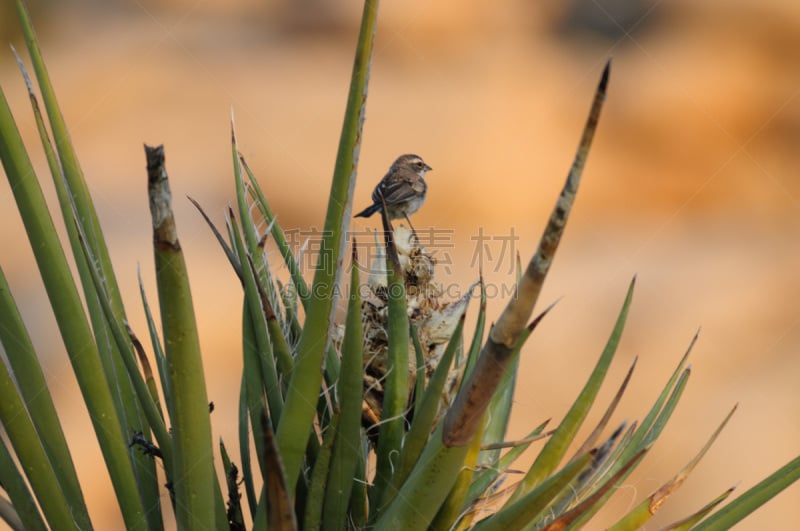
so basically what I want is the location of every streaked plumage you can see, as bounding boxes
[354,154,432,221]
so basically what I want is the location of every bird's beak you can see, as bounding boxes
[424,163,433,171]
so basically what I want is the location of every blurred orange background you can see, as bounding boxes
[1,0,799,529]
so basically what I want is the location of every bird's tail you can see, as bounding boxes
[354,203,380,218]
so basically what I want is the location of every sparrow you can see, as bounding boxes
[354,154,432,231]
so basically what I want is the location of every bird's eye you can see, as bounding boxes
[416,161,424,168]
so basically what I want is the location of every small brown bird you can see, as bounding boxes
[354,154,432,231]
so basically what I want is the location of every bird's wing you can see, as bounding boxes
[372,173,425,205]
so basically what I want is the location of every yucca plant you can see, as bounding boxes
[1,1,798,530]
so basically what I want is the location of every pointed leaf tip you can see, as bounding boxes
[600,60,611,93]
[526,299,558,332]
[610,421,626,440]
[10,44,35,95]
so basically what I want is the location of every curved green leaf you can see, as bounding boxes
[373,218,411,512]
[323,243,365,530]
[392,317,466,493]
[276,0,380,493]
[145,144,215,528]
[0,352,81,529]
[0,266,89,527]
[607,406,737,530]
[443,62,611,449]
[0,398,49,531]
[481,302,557,469]
[1,81,146,528]
[660,487,735,530]
[374,427,470,530]
[693,454,800,531]
[471,452,595,531]
[508,277,635,503]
